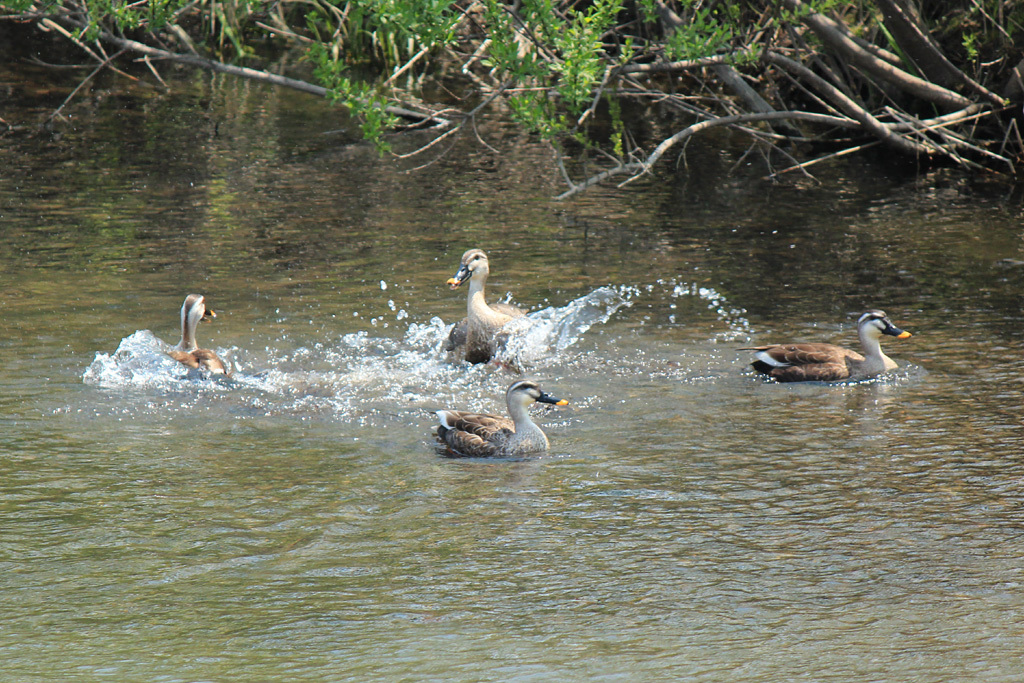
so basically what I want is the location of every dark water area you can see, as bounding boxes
[2,53,1024,681]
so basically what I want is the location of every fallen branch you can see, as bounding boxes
[780,0,974,110]
[885,106,1012,171]
[616,55,747,75]
[393,82,511,161]
[765,51,933,155]
[39,17,139,83]
[49,59,107,121]
[874,0,1004,106]
[49,16,451,128]
[768,140,883,179]
[556,110,858,200]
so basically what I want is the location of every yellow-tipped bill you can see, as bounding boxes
[897,331,912,339]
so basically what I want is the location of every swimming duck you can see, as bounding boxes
[444,248,526,364]
[166,293,229,375]
[741,309,912,382]
[435,380,568,457]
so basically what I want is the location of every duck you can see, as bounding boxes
[166,293,230,375]
[435,380,568,457]
[740,309,912,382]
[444,248,526,364]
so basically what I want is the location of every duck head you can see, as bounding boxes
[447,248,489,290]
[858,309,911,340]
[178,293,216,351]
[508,380,569,408]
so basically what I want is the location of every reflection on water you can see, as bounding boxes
[2,63,1024,681]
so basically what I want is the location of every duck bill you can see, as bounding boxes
[537,393,568,406]
[883,322,910,339]
[447,265,471,290]
[202,308,217,321]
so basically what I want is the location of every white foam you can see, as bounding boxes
[79,282,755,424]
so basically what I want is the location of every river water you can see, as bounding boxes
[2,58,1024,681]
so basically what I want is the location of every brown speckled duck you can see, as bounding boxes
[167,294,229,375]
[435,380,568,457]
[741,309,912,382]
[444,248,526,364]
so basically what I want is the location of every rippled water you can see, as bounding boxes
[3,57,1024,681]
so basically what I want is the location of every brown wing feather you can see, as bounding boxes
[741,342,863,367]
[436,410,515,457]
[768,361,851,382]
[436,408,516,456]
[445,318,468,352]
[168,349,200,369]
[439,410,514,439]
[192,349,229,375]
[168,349,229,375]
[742,343,864,382]
[445,305,522,354]
[440,429,503,457]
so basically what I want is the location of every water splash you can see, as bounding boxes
[79,282,753,424]
[498,286,632,369]
[80,287,626,421]
[659,278,754,341]
[82,330,234,392]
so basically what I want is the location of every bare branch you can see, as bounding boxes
[780,0,974,110]
[48,15,451,128]
[768,140,883,179]
[616,54,748,75]
[765,51,933,155]
[557,110,860,200]
[49,60,106,122]
[383,46,429,87]
[875,0,1004,106]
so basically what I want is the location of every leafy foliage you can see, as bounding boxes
[309,41,400,150]
[3,0,1023,184]
[664,1,739,61]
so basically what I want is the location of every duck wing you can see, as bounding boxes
[763,360,852,382]
[447,302,526,363]
[741,343,863,382]
[435,410,515,456]
[168,349,200,369]
[445,318,468,352]
[438,428,506,457]
[437,410,514,437]
[168,349,229,375]
[192,349,229,375]
[445,304,522,353]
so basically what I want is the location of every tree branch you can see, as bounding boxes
[874,0,1004,106]
[780,0,974,110]
[51,16,451,128]
[764,51,932,155]
[556,110,859,200]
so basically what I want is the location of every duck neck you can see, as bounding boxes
[858,326,890,369]
[507,399,548,448]
[467,274,502,323]
[178,309,198,351]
